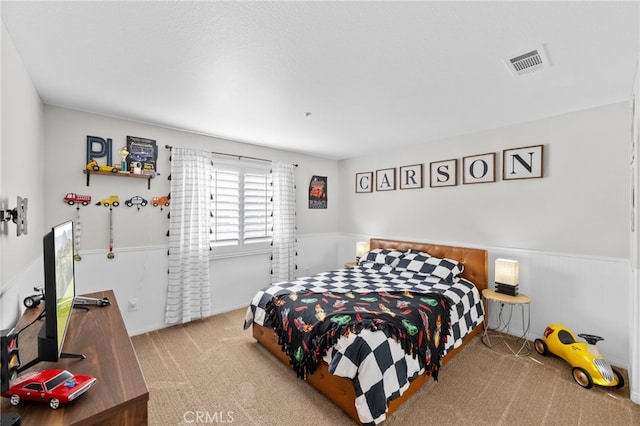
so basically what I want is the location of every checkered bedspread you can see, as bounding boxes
[243,266,484,425]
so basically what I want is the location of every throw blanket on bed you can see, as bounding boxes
[245,266,484,425]
[266,289,452,381]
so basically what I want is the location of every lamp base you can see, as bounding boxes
[495,283,519,296]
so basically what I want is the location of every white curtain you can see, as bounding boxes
[271,162,297,283]
[165,147,213,324]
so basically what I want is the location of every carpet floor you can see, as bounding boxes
[131,308,640,425]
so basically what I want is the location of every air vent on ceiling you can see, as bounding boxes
[505,46,549,77]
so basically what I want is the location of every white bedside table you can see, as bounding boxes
[481,288,531,356]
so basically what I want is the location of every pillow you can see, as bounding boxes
[395,251,464,282]
[359,262,394,273]
[359,248,405,268]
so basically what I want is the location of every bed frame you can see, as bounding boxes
[252,238,488,423]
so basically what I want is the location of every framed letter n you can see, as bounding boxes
[503,145,544,180]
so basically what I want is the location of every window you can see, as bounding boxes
[45,371,73,391]
[210,161,272,252]
[25,383,43,391]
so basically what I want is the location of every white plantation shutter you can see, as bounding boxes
[211,169,240,245]
[244,173,273,242]
[210,162,273,249]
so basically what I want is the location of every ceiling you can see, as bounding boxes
[2,1,639,160]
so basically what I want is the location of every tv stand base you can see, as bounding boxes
[61,351,86,360]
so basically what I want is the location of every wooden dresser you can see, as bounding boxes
[1,290,149,425]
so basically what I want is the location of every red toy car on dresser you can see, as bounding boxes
[1,369,96,409]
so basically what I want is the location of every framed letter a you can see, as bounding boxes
[376,168,396,191]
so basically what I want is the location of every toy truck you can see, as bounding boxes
[151,196,170,207]
[95,195,120,207]
[63,193,92,206]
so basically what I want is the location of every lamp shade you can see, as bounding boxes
[356,242,370,260]
[495,258,519,286]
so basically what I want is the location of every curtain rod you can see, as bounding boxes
[164,145,298,167]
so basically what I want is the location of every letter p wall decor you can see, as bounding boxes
[86,135,113,165]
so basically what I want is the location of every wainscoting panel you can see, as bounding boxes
[338,234,631,368]
[68,235,632,371]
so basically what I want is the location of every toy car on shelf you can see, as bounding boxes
[534,324,624,389]
[95,195,120,207]
[1,369,96,409]
[125,195,148,207]
[87,159,118,173]
[151,196,170,207]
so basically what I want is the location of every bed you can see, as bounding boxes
[244,238,488,424]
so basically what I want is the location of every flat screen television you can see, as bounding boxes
[38,220,77,362]
[11,220,84,375]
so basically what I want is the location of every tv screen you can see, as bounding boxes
[38,220,76,361]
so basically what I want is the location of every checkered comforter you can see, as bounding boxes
[243,266,484,425]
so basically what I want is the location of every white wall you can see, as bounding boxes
[338,104,632,369]
[41,106,341,334]
[338,232,630,367]
[339,103,629,258]
[71,233,342,335]
[43,106,340,248]
[0,23,45,330]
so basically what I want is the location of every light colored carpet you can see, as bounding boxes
[131,308,640,425]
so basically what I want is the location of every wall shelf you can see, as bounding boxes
[83,169,153,189]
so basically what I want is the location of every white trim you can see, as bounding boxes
[78,244,271,260]
[77,245,167,255]
[336,232,630,264]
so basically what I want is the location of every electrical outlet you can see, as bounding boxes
[128,298,138,312]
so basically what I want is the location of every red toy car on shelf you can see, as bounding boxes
[1,369,96,409]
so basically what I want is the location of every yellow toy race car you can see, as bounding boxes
[87,159,118,173]
[534,324,624,389]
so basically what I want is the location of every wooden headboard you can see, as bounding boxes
[370,238,488,291]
